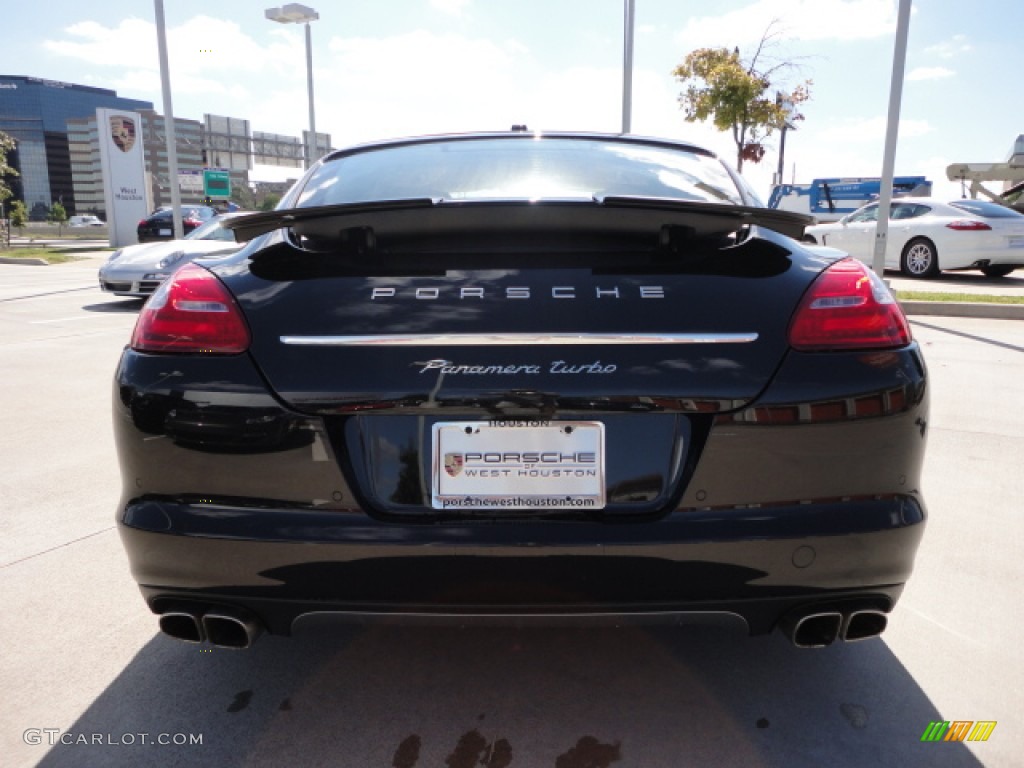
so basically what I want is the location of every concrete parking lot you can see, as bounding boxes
[0,255,1021,767]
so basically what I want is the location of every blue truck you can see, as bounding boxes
[768,176,932,222]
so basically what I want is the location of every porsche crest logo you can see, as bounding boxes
[444,453,464,478]
[109,116,136,153]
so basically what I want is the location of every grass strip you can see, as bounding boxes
[896,291,1024,305]
[0,248,93,264]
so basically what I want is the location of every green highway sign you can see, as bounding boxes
[203,169,231,198]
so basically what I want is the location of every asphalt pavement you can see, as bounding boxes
[1,256,1022,767]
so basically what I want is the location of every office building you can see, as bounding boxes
[3,74,332,220]
[0,75,152,218]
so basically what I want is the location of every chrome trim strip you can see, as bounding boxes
[280,332,759,346]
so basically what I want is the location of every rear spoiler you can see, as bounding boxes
[223,196,813,245]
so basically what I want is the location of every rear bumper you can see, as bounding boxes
[119,493,925,636]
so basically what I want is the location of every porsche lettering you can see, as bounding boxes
[464,452,597,465]
[370,286,665,300]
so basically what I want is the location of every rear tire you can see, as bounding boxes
[980,265,1015,278]
[900,238,939,278]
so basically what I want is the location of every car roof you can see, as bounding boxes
[864,197,995,206]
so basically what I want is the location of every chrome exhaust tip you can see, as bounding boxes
[202,613,264,649]
[783,611,843,648]
[158,612,204,644]
[843,610,888,642]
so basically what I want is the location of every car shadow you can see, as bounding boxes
[33,624,983,767]
[887,270,1023,289]
[81,299,145,314]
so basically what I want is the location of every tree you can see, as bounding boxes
[9,200,28,232]
[230,183,256,211]
[48,201,68,235]
[1,130,17,212]
[673,26,810,173]
[258,192,282,212]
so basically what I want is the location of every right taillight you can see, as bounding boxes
[788,258,911,351]
[945,220,991,231]
[131,263,250,354]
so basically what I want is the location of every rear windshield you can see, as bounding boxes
[949,200,1024,219]
[295,137,745,208]
[185,217,235,241]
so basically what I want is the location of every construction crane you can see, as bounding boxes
[946,134,1024,206]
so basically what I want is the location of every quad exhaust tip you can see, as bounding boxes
[843,610,888,642]
[157,607,264,649]
[158,612,204,644]
[781,607,889,648]
[202,613,264,650]
[790,611,844,648]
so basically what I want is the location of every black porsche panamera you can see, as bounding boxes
[113,132,928,650]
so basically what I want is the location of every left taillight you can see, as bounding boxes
[131,263,250,354]
[788,258,911,352]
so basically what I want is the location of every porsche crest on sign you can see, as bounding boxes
[110,116,136,153]
[444,453,464,478]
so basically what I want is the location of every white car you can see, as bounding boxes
[99,213,249,297]
[69,215,105,227]
[803,197,1024,278]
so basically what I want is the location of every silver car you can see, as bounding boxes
[99,213,249,297]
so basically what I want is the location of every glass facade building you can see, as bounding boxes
[0,75,152,218]
[3,74,331,219]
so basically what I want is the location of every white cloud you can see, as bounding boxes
[318,31,534,142]
[44,19,157,69]
[41,15,339,132]
[44,16,276,85]
[312,32,739,151]
[37,7,942,202]
[917,155,963,200]
[906,66,954,82]
[431,0,473,15]
[924,35,972,59]
[674,0,899,49]
[105,69,161,97]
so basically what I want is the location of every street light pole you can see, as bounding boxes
[775,92,796,187]
[304,20,316,168]
[873,0,912,278]
[265,4,320,169]
[155,0,183,239]
[621,0,635,135]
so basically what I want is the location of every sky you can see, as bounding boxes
[3,0,1022,200]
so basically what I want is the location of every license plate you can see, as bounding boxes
[158,228,172,236]
[431,421,605,510]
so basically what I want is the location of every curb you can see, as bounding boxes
[0,257,49,266]
[900,301,1024,321]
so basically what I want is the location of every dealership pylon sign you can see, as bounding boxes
[97,108,149,247]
